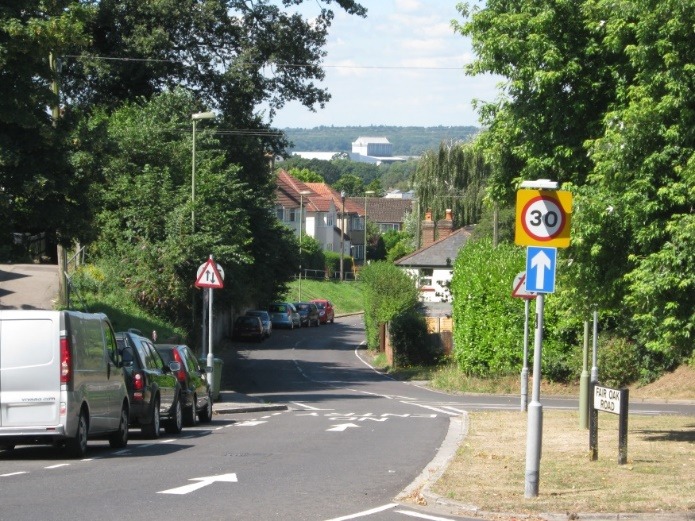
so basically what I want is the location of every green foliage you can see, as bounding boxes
[389,308,443,367]
[289,167,324,183]
[413,140,490,228]
[360,262,419,350]
[450,239,525,376]
[333,174,364,196]
[300,233,325,272]
[453,0,695,381]
[282,278,364,314]
[597,335,643,388]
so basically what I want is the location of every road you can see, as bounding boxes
[1,314,693,521]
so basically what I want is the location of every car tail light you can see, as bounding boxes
[60,336,71,384]
[173,349,186,383]
[133,371,145,399]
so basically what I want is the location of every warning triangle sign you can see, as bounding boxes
[195,259,224,289]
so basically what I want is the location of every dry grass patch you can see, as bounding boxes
[432,410,695,518]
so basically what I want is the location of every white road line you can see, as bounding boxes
[292,402,333,411]
[395,509,457,520]
[401,401,458,416]
[1,472,27,477]
[324,503,399,520]
[44,464,70,469]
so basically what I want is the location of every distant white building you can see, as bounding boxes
[384,189,415,200]
[350,136,406,165]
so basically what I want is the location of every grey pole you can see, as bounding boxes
[525,293,544,498]
[520,298,530,412]
[579,320,590,428]
[591,308,599,384]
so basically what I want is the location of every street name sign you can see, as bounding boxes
[593,385,622,414]
[515,189,572,248]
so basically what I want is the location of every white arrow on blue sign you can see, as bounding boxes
[525,246,557,293]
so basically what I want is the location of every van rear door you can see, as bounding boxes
[0,311,61,428]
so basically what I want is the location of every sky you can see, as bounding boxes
[268,0,501,130]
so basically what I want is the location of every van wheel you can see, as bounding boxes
[199,392,213,423]
[67,411,88,458]
[142,397,160,439]
[165,398,183,434]
[109,406,129,449]
[184,394,198,427]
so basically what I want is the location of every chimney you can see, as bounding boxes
[437,209,454,240]
[422,209,435,248]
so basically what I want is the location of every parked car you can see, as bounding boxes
[292,302,321,327]
[0,310,130,458]
[116,331,183,438]
[311,299,335,324]
[233,315,264,342]
[268,302,300,329]
[245,310,272,338]
[155,344,213,426]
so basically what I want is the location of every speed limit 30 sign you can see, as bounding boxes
[515,189,572,248]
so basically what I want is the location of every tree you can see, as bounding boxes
[412,140,489,228]
[289,167,324,183]
[0,1,94,255]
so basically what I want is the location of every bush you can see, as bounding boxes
[598,335,642,388]
[389,308,443,367]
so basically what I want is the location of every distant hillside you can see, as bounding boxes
[281,125,480,156]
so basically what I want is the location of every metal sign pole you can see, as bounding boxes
[525,293,544,498]
[521,298,530,411]
[207,286,214,390]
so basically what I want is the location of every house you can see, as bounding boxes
[274,170,363,266]
[395,210,474,303]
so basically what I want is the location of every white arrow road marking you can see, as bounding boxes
[234,420,267,427]
[326,423,359,432]
[531,249,551,289]
[158,473,238,495]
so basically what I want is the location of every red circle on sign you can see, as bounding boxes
[521,196,566,242]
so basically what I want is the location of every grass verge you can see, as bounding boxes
[282,278,364,314]
[430,410,695,517]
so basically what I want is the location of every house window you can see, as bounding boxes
[276,207,285,221]
[289,208,297,222]
[327,214,333,227]
[379,223,400,233]
[352,216,364,231]
[353,244,364,260]
[325,243,333,251]
[419,268,433,287]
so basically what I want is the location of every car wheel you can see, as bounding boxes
[184,394,198,427]
[66,410,88,458]
[142,396,161,439]
[199,392,213,423]
[165,397,183,434]
[109,405,129,449]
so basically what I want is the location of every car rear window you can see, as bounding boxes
[269,304,286,312]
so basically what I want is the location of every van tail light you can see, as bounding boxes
[172,349,186,383]
[60,336,72,384]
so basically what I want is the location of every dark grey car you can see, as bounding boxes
[292,302,320,327]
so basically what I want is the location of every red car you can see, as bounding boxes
[310,299,335,324]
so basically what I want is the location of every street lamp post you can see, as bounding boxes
[339,190,346,281]
[298,190,311,300]
[191,111,215,232]
[364,190,375,265]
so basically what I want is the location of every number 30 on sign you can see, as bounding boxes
[515,189,572,248]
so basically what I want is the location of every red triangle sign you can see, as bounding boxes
[195,259,224,289]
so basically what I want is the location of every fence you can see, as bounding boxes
[383,315,453,367]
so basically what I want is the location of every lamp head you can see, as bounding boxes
[192,111,216,120]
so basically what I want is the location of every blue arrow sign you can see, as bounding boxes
[525,246,557,293]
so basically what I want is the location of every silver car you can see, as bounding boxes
[268,302,300,329]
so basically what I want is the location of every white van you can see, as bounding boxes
[0,310,129,457]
